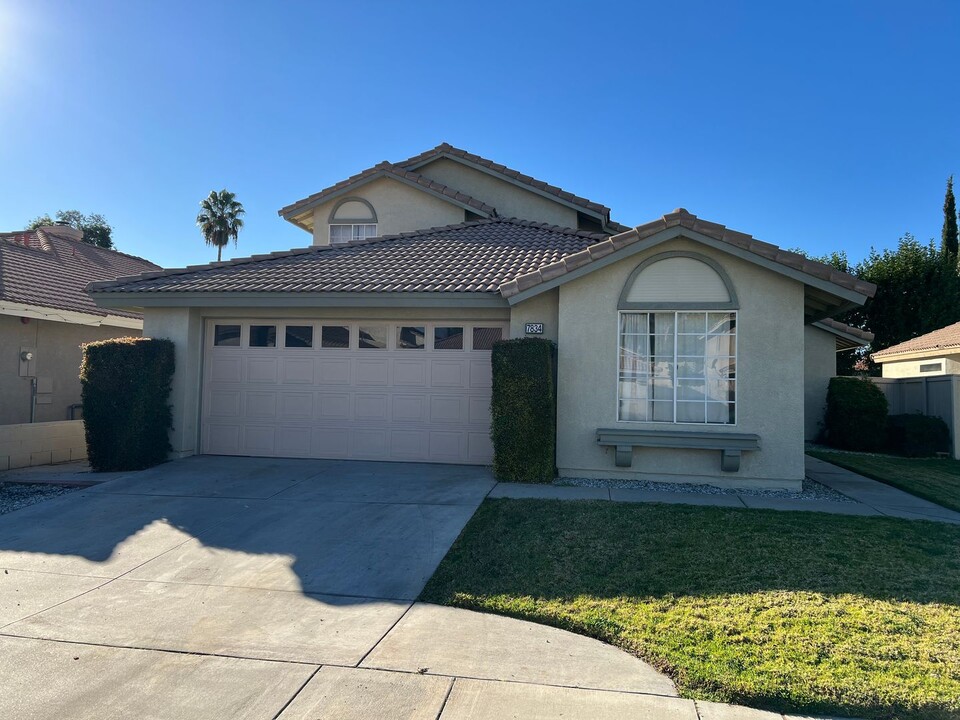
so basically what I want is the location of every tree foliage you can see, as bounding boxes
[943,175,958,257]
[815,235,960,374]
[27,210,114,249]
[196,189,245,262]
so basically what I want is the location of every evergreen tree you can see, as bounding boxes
[942,175,958,256]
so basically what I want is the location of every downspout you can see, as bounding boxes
[30,377,37,423]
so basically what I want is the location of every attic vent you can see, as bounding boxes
[919,362,943,373]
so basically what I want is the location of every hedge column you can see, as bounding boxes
[490,338,556,483]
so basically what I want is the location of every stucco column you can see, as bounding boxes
[143,307,203,458]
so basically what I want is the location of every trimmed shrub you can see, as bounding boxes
[886,413,951,457]
[80,337,175,471]
[490,338,556,483]
[824,376,888,452]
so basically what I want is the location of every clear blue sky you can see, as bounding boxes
[1,0,957,268]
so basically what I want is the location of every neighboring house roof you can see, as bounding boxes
[90,219,606,296]
[811,318,874,351]
[500,209,877,306]
[0,227,160,323]
[278,161,498,227]
[871,321,960,361]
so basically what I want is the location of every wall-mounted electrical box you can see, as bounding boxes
[19,347,36,377]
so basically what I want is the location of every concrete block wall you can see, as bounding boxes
[0,420,88,471]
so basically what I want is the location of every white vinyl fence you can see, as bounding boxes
[869,375,960,459]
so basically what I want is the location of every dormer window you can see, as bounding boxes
[328,197,377,245]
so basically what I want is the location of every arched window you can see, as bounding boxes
[328,197,377,244]
[617,252,738,425]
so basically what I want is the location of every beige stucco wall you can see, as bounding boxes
[309,177,466,246]
[880,354,960,378]
[418,158,580,228]
[510,289,559,342]
[0,420,88,470]
[143,305,511,457]
[804,325,836,441]
[0,314,140,426]
[554,237,806,489]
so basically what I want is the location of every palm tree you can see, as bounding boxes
[196,189,245,262]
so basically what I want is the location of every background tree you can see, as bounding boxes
[196,190,245,262]
[943,175,958,257]
[27,210,114,249]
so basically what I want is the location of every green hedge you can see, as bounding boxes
[886,414,951,457]
[824,376,889,452]
[80,337,175,472]
[490,338,556,483]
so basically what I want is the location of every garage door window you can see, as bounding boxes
[398,326,425,349]
[214,324,241,347]
[321,325,350,349]
[434,327,464,350]
[249,325,277,348]
[359,326,387,349]
[284,325,313,348]
[472,327,503,350]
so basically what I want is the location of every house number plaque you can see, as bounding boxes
[524,322,544,335]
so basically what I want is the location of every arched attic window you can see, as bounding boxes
[328,197,378,245]
[617,252,739,425]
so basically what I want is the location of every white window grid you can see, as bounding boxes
[617,310,737,425]
[329,224,377,244]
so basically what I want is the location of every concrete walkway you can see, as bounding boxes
[491,455,960,524]
[0,455,836,720]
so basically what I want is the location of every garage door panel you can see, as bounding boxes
[208,390,241,418]
[393,395,427,422]
[243,426,276,454]
[352,429,388,459]
[205,424,240,454]
[245,391,277,419]
[202,320,502,465]
[279,393,312,420]
[430,395,464,423]
[317,394,351,420]
[355,394,388,421]
[390,430,428,460]
[210,356,242,383]
[246,357,278,383]
[312,427,350,458]
[277,426,312,456]
[281,357,315,384]
[431,361,465,388]
[393,359,427,386]
[356,359,388,385]
[317,358,351,385]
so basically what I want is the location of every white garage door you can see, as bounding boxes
[200,319,506,464]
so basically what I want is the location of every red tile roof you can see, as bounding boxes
[872,321,960,360]
[0,228,160,319]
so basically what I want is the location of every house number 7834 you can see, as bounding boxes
[524,323,544,335]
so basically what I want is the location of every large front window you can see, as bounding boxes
[618,311,736,424]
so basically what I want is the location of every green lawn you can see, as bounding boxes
[807,450,960,513]
[421,499,960,720]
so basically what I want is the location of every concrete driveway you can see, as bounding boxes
[0,456,699,720]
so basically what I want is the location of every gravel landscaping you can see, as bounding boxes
[555,476,855,502]
[0,483,78,516]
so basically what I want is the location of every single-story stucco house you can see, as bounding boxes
[89,144,875,489]
[1,224,159,426]
[872,321,960,377]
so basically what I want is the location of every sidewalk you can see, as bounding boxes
[490,455,960,524]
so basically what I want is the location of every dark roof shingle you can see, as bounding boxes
[92,219,606,295]
[0,228,160,319]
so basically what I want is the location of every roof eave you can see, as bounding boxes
[810,320,873,350]
[90,290,510,310]
[502,225,871,313]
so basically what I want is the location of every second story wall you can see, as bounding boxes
[310,177,467,246]
[418,158,580,228]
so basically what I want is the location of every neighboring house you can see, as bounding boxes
[872,321,960,377]
[0,224,160,425]
[90,145,875,489]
